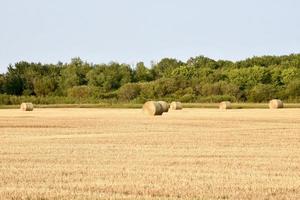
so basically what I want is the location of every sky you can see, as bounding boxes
[0,0,300,72]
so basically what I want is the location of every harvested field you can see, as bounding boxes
[0,108,300,199]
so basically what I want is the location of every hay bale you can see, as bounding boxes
[20,103,34,111]
[158,101,170,112]
[170,101,182,110]
[143,101,163,116]
[219,101,232,109]
[269,99,284,109]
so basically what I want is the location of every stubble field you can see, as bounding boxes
[0,108,300,200]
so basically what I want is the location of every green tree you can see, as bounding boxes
[177,87,196,102]
[59,58,91,94]
[139,82,156,100]
[154,78,179,98]
[87,65,106,88]
[270,67,284,86]
[87,63,132,92]
[1,53,300,103]
[68,85,92,99]
[152,58,184,79]
[117,83,141,101]
[171,66,199,79]
[4,64,26,95]
[135,62,153,82]
[228,66,270,90]
[0,74,5,93]
[285,80,300,99]
[34,77,57,96]
[281,67,300,85]
[118,64,132,86]
[248,84,276,102]
[187,56,218,69]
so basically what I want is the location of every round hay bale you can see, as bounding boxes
[143,101,163,116]
[158,101,170,112]
[269,99,283,109]
[219,101,232,110]
[20,103,34,111]
[170,101,182,110]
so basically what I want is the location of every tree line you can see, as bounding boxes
[0,54,300,105]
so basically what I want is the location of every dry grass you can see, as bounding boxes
[0,108,300,199]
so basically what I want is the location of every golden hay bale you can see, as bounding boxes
[158,101,170,112]
[170,101,182,110]
[269,99,284,109]
[143,101,163,116]
[219,101,232,109]
[20,103,34,111]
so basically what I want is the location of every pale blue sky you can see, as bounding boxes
[0,0,299,72]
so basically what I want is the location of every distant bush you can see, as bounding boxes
[0,94,11,104]
[68,86,93,99]
[117,83,141,102]
[179,94,196,102]
[247,84,277,102]
[285,80,300,99]
[139,82,156,100]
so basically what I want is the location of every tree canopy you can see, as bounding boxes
[0,54,299,104]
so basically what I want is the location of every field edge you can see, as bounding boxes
[1,103,300,109]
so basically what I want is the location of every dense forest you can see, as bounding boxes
[0,54,300,105]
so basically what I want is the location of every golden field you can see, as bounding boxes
[0,108,300,200]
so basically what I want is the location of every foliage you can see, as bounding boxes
[67,85,93,99]
[247,84,277,102]
[117,83,141,101]
[135,62,153,82]
[0,54,300,104]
